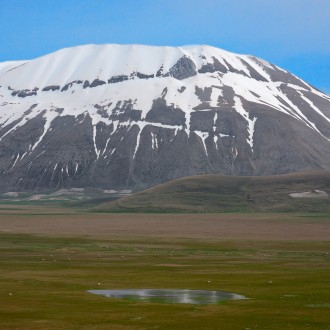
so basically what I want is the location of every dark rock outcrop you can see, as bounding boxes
[166,56,197,80]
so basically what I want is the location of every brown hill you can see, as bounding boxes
[93,171,330,213]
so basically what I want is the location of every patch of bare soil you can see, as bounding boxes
[0,212,329,240]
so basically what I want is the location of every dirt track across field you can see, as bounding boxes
[0,210,329,240]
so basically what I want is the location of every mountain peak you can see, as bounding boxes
[0,44,265,90]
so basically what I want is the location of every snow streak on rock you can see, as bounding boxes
[194,131,209,155]
[234,97,257,151]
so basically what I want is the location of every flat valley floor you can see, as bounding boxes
[0,205,329,329]
[1,208,330,240]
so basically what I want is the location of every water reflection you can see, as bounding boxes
[88,289,247,304]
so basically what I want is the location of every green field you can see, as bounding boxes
[0,222,329,329]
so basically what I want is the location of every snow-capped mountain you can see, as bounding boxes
[0,44,329,193]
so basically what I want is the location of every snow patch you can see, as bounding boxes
[290,190,328,199]
[194,131,209,155]
[151,131,158,149]
[297,91,330,125]
[213,135,218,149]
[234,97,257,151]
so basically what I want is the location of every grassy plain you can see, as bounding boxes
[0,204,329,329]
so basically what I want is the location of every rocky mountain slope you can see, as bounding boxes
[0,44,330,193]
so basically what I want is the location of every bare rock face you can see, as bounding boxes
[167,55,197,80]
[0,44,329,193]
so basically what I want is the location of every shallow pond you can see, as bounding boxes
[88,289,247,304]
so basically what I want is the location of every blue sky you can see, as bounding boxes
[0,0,329,93]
